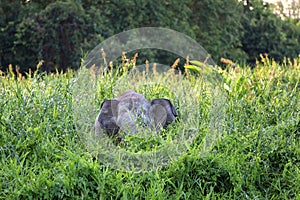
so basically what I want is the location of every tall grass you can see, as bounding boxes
[0,57,299,199]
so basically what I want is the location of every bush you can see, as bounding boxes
[13,1,102,72]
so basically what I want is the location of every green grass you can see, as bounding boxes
[0,57,299,199]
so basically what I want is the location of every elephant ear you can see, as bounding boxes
[150,98,178,130]
[95,99,119,136]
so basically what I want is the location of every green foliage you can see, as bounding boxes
[219,57,299,198]
[0,58,299,199]
[1,0,300,72]
[189,0,248,62]
[12,1,103,72]
[0,1,26,70]
[241,0,300,64]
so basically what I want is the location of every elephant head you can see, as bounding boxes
[94,90,178,136]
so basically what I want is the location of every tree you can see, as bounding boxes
[12,1,106,72]
[0,1,25,71]
[1,0,299,72]
[188,0,248,63]
[241,0,300,64]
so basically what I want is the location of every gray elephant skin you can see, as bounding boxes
[94,90,178,137]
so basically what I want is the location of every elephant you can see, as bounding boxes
[94,89,178,137]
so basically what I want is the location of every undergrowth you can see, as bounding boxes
[0,56,299,199]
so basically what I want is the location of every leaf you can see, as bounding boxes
[184,65,201,73]
[189,60,207,67]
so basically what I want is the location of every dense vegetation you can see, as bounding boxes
[0,0,299,199]
[1,0,300,72]
[0,57,299,199]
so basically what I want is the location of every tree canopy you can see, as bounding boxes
[0,0,299,72]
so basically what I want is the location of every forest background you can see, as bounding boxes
[1,0,300,72]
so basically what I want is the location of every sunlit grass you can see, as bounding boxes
[0,56,299,199]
